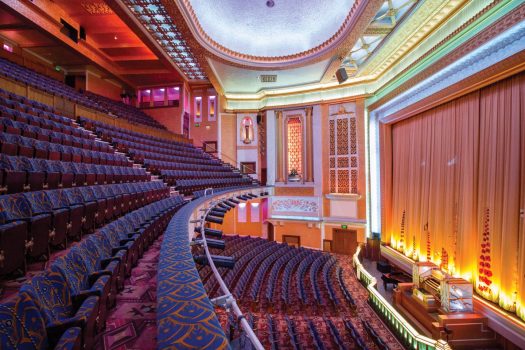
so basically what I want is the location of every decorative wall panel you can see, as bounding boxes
[269,196,321,220]
[329,103,358,194]
[287,117,303,175]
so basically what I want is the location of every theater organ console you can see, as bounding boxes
[412,262,473,313]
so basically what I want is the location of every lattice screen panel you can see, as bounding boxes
[329,112,358,193]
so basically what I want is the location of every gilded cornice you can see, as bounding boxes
[369,0,522,112]
[359,0,467,77]
[176,0,363,68]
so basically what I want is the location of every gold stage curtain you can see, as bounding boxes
[389,72,525,320]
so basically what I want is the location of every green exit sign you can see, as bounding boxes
[194,123,200,127]
[341,224,348,229]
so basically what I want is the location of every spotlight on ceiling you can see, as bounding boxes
[266,0,275,8]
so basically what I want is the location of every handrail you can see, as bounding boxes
[158,186,269,349]
[198,195,264,350]
[352,246,451,350]
[204,187,214,197]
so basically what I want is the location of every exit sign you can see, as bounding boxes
[194,123,200,127]
[341,224,348,229]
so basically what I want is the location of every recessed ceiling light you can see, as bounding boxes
[266,0,274,7]
[114,35,118,40]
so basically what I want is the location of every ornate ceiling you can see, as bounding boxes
[179,0,358,65]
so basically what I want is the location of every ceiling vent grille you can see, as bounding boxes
[259,74,277,83]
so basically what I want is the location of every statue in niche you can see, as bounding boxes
[240,117,254,144]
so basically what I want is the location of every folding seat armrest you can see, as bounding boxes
[47,314,87,339]
[100,258,120,272]
[0,220,28,231]
[69,204,83,211]
[119,238,135,245]
[88,270,113,285]
[101,256,121,266]
[54,327,82,350]
[54,208,69,216]
[111,246,129,255]
[29,213,52,225]
[72,290,100,307]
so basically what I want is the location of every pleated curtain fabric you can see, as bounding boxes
[389,71,525,320]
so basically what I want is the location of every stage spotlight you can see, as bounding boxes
[194,254,236,269]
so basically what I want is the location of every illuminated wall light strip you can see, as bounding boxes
[352,246,449,349]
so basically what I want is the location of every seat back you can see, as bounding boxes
[22,191,53,215]
[0,291,49,350]
[44,189,70,210]
[63,188,83,205]
[19,270,74,325]
[50,250,90,296]
[0,193,33,222]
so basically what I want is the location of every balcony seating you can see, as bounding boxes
[1,194,185,348]
[23,191,69,249]
[50,248,112,333]
[20,270,100,349]
[0,154,147,194]
[0,133,129,166]
[0,291,82,350]
[0,193,52,261]
[0,60,163,129]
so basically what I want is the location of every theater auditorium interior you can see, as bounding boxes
[0,0,524,349]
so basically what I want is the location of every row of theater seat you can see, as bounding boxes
[0,121,111,153]
[0,58,101,110]
[0,97,78,130]
[79,117,190,149]
[0,58,166,130]
[161,169,241,185]
[143,158,228,174]
[128,148,220,166]
[0,111,89,139]
[0,154,148,194]
[0,181,169,277]
[113,137,202,157]
[83,91,166,129]
[0,132,129,166]
[175,178,253,195]
[0,196,185,350]
[0,88,55,113]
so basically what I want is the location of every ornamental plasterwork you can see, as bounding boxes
[120,0,206,80]
[359,0,467,77]
[81,2,114,15]
[340,0,417,73]
[176,0,365,67]
[339,0,467,80]
[271,198,319,214]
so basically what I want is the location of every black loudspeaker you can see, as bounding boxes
[256,113,262,125]
[335,67,348,84]
[79,26,86,40]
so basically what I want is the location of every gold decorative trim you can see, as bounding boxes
[369,1,523,112]
[176,0,362,66]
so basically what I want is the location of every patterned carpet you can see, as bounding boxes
[95,237,162,350]
[199,236,405,350]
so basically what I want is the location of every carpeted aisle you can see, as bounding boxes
[95,236,163,350]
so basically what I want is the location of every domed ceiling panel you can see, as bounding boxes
[186,0,355,57]
[178,0,363,67]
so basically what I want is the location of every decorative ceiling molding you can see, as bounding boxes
[176,0,365,68]
[369,0,519,112]
[359,0,467,77]
[339,0,418,76]
[374,19,525,121]
[81,2,114,15]
[119,0,206,80]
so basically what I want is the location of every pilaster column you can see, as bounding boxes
[305,106,314,182]
[276,110,284,182]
